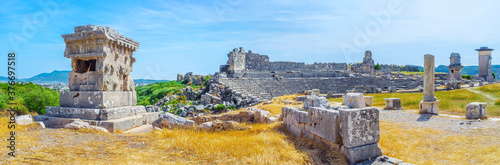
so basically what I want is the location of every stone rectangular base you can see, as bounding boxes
[419,100,440,114]
[34,112,161,133]
[60,91,137,109]
[46,106,147,120]
[341,143,383,165]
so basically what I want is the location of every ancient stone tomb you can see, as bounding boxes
[35,25,161,132]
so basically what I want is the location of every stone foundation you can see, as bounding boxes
[59,91,137,109]
[35,111,161,133]
[419,101,440,114]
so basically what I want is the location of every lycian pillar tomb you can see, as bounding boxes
[447,53,463,81]
[475,47,494,82]
[35,25,161,132]
[419,54,440,114]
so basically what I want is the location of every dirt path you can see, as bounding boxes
[467,88,498,103]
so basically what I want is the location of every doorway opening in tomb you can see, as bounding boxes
[122,75,128,91]
[75,59,96,73]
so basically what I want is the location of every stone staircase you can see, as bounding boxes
[218,78,274,101]
[253,78,292,98]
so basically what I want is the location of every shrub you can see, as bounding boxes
[462,75,471,80]
[493,72,496,80]
[495,99,500,106]
[204,76,212,87]
[214,104,227,111]
[374,63,381,70]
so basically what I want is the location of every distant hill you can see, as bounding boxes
[0,70,170,84]
[435,65,500,77]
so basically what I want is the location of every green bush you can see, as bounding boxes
[0,82,59,114]
[495,99,500,106]
[374,63,381,70]
[493,72,496,80]
[214,104,227,111]
[462,74,472,80]
[135,81,187,105]
[204,76,212,87]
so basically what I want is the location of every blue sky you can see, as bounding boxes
[1,0,500,80]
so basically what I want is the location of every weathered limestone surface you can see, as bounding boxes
[282,107,341,150]
[364,96,373,107]
[152,113,195,129]
[447,53,463,81]
[420,54,439,114]
[312,89,320,96]
[62,25,139,92]
[343,93,366,109]
[36,25,160,133]
[254,109,271,124]
[384,98,402,110]
[341,143,383,165]
[466,102,487,119]
[15,115,33,125]
[351,50,375,74]
[339,108,380,148]
[35,112,160,133]
[64,119,109,133]
[304,95,331,109]
[45,106,147,120]
[282,106,382,164]
[475,47,494,82]
[339,107,382,165]
[59,91,137,108]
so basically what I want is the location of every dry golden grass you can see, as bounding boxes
[0,97,345,165]
[379,120,500,165]
[257,94,302,116]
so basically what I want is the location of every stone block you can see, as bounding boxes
[384,98,402,110]
[45,106,147,120]
[343,93,366,109]
[15,115,33,125]
[35,122,46,128]
[419,100,439,114]
[312,89,320,96]
[152,112,195,129]
[339,108,380,148]
[296,96,307,101]
[35,112,161,133]
[307,107,341,144]
[364,96,374,107]
[254,109,271,124]
[304,95,331,109]
[356,155,403,165]
[64,119,109,133]
[466,102,487,119]
[59,91,137,109]
[341,143,383,165]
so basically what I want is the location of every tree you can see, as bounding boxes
[374,63,381,70]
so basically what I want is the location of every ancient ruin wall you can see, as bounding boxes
[282,106,382,164]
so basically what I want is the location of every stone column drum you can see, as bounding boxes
[419,54,440,114]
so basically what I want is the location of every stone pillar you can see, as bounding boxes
[475,47,494,82]
[419,54,440,114]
